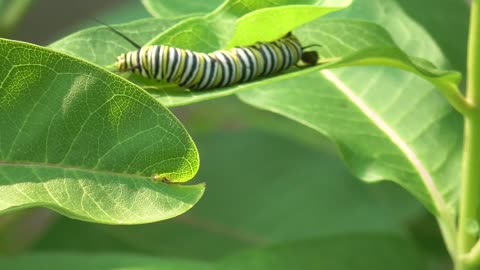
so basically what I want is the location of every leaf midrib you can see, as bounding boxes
[0,160,151,181]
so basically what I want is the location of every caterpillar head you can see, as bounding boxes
[115,53,127,72]
[301,51,319,66]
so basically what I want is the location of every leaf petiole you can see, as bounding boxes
[456,0,480,269]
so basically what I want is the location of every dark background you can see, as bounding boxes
[10,0,143,45]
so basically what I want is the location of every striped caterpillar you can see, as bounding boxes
[103,22,319,90]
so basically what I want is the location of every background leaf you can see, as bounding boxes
[396,0,469,75]
[0,0,33,37]
[325,0,450,68]
[0,39,203,224]
[0,253,210,270]
[214,234,426,270]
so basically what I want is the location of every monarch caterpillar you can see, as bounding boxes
[102,23,319,91]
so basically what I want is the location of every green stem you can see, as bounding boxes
[0,0,33,37]
[457,117,480,270]
[456,1,480,269]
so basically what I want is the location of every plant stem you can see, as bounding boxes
[0,0,33,37]
[456,1,480,269]
[457,118,480,270]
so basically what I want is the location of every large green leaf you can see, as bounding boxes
[238,67,462,215]
[214,234,426,270]
[238,0,463,217]
[0,39,204,224]
[0,253,210,270]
